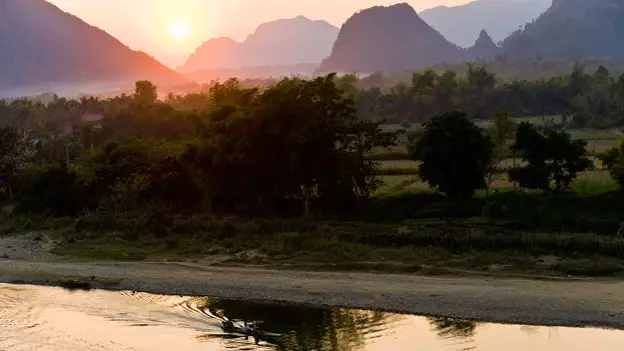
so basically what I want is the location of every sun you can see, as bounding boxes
[170,21,190,41]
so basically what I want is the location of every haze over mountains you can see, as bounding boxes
[2,0,624,96]
[420,0,551,47]
[182,16,339,73]
[502,0,624,60]
[0,0,185,96]
[183,0,548,76]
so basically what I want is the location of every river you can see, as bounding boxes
[0,283,621,350]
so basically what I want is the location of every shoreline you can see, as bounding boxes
[0,259,623,330]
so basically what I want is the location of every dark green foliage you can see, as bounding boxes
[509,123,593,192]
[85,139,203,212]
[0,127,35,198]
[182,75,397,215]
[408,111,493,199]
[134,81,158,106]
[5,76,397,218]
[327,62,624,128]
[17,163,89,216]
[598,140,624,188]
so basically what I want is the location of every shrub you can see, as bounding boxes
[408,111,493,199]
[509,122,593,192]
[17,163,90,216]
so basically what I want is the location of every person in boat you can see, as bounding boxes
[242,321,252,335]
[252,324,262,344]
[221,319,234,333]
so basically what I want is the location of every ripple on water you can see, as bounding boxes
[0,283,622,351]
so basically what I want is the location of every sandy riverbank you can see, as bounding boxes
[0,259,622,330]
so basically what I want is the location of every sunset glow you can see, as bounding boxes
[47,0,474,67]
[170,21,190,40]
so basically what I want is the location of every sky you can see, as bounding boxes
[47,0,472,67]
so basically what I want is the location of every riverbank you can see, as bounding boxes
[3,213,624,278]
[0,259,622,330]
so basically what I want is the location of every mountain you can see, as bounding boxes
[467,30,500,60]
[318,3,465,74]
[420,0,550,47]
[502,0,624,60]
[0,0,185,95]
[183,16,339,73]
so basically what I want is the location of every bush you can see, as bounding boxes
[598,139,624,188]
[408,111,493,199]
[509,123,593,192]
[17,163,91,216]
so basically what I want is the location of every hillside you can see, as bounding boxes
[318,3,465,74]
[502,0,624,60]
[420,0,550,47]
[0,0,185,94]
[467,30,500,61]
[183,16,338,73]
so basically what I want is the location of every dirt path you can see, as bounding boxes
[0,259,622,329]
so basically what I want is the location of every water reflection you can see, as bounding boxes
[427,317,478,339]
[198,298,396,351]
[0,283,622,351]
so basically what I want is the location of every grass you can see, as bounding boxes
[3,202,624,278]
[378,160,420,176]
[368,145,409,161]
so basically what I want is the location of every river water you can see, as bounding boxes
[0,283,621,351]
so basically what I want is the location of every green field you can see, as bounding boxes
[376,117,621,192]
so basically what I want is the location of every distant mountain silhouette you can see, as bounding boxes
[502,0,624,60]
[0,0,185,93]
[420,0,550,47]
[318,3,466,74]
[467,30,500,61]
[183,16,339,72]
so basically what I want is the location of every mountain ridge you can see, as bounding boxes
[0,0,185,94]
[318,3,466,74]
[420,0,550,47]
[183,16,339,73]
[501,0,624,60]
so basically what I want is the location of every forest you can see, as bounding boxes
[338,63,624,128]
[1,67,624,275]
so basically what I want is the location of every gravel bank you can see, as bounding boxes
[0,234,58,261]
[0,260,622,330]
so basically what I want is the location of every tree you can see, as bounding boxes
[134,80,158,105]
[182,74,397,215]
[460,64,497,118]
[85,139,201,212]
[408,111,493,199]
[508,123,593,192]
[0,128,36,198]
[486,111,516,192]
[598,139,624,188]
[17,163,87,215]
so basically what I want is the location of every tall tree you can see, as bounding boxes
[0,128,36,198]
[408,111,493,199]
[134,80,158,106]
